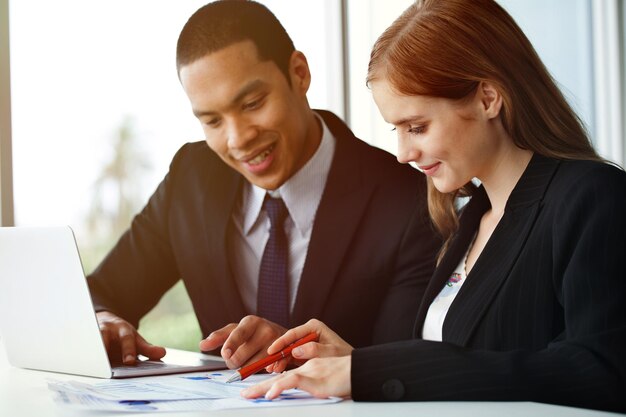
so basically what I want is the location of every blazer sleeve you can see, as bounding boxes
[352,164,626,413]
[86,144,193,327]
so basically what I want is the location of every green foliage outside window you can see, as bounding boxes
[82,117,202,353]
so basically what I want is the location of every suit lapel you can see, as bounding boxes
[443,201,541,345]
[442,155,560,346]
[291,111,375,326]
[413,154,560,343]
[201,161,247,323]
[413,187,490,337]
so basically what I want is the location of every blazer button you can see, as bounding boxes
[382,378,405,400]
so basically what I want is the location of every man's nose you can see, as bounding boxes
[226,118,257,150]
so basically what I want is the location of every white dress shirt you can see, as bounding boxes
[227,114,336,315]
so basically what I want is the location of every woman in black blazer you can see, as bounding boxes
[243,0,626,412]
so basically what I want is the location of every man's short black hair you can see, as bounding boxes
[176,0,296,83]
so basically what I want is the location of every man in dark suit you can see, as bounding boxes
[87,0,440,369]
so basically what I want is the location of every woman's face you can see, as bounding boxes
[371,79,501,193]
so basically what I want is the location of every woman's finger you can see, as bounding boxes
[291,341,322,360]
[267,321,321,354]
[240,372,290,398]
[243,356,352,399]
[264,372,303,399]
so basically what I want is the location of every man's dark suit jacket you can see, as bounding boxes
[352,154,626,413]
[87,110,440,348]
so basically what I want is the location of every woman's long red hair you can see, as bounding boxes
[367,0,599,256]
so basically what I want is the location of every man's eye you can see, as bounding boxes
[243,96,265,111]
[204,118,221,127]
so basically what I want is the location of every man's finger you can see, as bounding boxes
[221,316,261,355]
[265,357,289,374]
[136,334,166,360]
[100,326,111,351]
[225,327,271,368]
[117,326,138,364]
[234,348,270,369]
[224,317,286,367]
[199,323,237,352]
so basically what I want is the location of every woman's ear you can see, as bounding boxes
[288,51,311,96]
[479,81,503,119]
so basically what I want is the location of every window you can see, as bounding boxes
[5,0,625,352]
[345,0,624,167]
[8,0,342,350]
[499,0,594,138]
[345,0,413,156]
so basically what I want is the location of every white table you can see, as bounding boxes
[0,341,619,417]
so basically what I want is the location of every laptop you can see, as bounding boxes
[0,226,226,378]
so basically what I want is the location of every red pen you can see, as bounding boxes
[225,332,317,383]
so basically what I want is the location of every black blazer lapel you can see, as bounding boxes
[413,154,558,346]
[413,187,490,338]
[443,201,541,345]
[443,155,560,346]
[291,111,376,326]
[201,162,247,323]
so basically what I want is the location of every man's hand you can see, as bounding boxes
[96,311,166,365]
[199,315,286,369]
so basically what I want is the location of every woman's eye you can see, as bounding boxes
[408,125,426,134]
[390,125,426,134]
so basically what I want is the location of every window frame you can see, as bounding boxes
[0,0,15,226]
[592,0,624,166]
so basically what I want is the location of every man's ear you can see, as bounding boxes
[478,81,503,120]
[288,51,311,96]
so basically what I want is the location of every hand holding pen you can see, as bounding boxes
[226,332,318,382]
[227,319,355,383]
[264,319,355,374]
[240,319,354,399]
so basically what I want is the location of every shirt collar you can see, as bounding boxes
[241,113,336,236]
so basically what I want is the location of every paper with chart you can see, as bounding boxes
[48,369,342,412]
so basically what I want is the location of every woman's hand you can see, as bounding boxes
[264,319,354,373]
[241,356,352,399]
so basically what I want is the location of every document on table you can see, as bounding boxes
[48,370,342,412]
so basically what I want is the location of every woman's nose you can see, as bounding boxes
[396,135,421,164]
